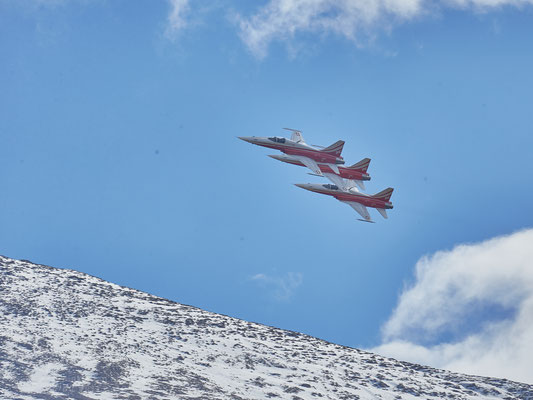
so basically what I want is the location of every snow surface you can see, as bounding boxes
[1,255,532,399]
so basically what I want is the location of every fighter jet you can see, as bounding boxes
[295,183,393,223]
[268,154,371,191]
[238,128,345,176]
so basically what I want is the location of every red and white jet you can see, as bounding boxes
[238,128,345,176]
[268,154,371,191]
[295,183,394,223]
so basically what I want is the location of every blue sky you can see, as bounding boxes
[2,0,533,382]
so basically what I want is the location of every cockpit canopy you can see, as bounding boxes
[268,137,286,143]
[323,184,339,190]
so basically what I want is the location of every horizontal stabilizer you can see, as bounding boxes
[320,140,345,156]
[376,208,388,219]
[372,187,394,202]
[348,158,371,172]
[357,219,375,223]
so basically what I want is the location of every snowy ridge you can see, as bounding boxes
[1,255,532,400]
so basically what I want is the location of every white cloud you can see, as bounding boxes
[166,0,191,36]
[236,0,533,58]
[251,272,303,301]
[372,229,533,384]
[164,0,226,39]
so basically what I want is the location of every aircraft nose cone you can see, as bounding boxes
[238,136,254,143]
[294,183,310,190]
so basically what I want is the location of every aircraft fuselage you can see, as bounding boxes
[269,155,370,181]
[238,136,344,165]
[295,184,393,210]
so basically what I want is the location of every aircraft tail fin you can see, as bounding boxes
[320,140,345,156]
[372,188,394,202]
[348,158,371,172]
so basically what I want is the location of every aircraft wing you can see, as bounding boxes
[326,163,340,175]
[342,201,373,222]
[346,179,365,191]
[294,155,322,176]
[324,173,348,190]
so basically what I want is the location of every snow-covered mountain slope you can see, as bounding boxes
[1,255,532,400]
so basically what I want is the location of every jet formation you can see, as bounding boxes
[238,128,394,223]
